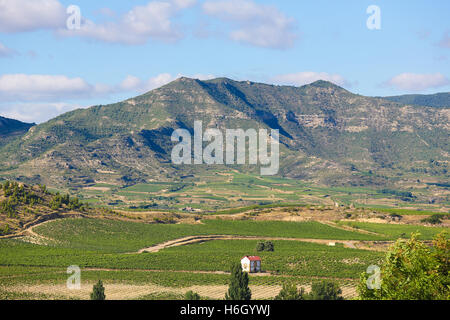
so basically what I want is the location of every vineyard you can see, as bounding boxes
[1,214,447,300]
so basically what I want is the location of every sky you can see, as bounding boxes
[0,0,449,123]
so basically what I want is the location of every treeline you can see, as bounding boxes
[49,192,85,211]
[378,188,416,201]
[0,181,41,217]
[0,181,86,217]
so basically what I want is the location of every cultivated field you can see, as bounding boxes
[0,207,447,300]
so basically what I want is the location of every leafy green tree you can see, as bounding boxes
[275,283,305,300]
[264,241,274,252]
[420,214,443,225]
[358,232,449,300]
[90,280,106,300]
[307,281,343,300]
[225,263,251,300]
[185,291,201,300]
[256,241,265,252]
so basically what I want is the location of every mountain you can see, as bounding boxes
[0,77,448,189]
[0,116,35,147]
[382,92,450,109]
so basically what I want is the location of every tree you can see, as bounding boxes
[420,214,443,225]
[225,263,251,300]
[185,291,201,300]
[275,283,305,300]
[307,281,343,300]
[358,232,449,300]
[256,241,265,252]
[264,241,274,252]
[90,280,106,300]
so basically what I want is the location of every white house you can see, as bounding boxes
[241,256,261,273]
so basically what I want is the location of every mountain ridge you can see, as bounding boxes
[382,92,450,109]
[0,77,448,192]
[0,116,35,147]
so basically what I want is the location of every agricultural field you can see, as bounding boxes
[0,212,447,300]
[73,172,450,213]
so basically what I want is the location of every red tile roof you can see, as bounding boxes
[242,256,261,261]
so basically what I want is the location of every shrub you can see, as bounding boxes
[307,280,343,300]
[90,280,106,300]
[275,283,305,300]
[185,291,201,300]
[421,215,443,225]
[256,241,265,252]
[358,232,449,300]
[264,241,274,252]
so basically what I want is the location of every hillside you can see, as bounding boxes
[382,92,450,109]
[0,180,91,236]
[0,116,35,147]
[0,77,448,193]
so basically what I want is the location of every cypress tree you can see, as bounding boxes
[90,280,106,300]
[225,262,251,300]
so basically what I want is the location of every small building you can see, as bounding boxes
[241,256,261,273]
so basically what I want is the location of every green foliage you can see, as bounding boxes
[307,280,344,300]
[0,181,41,217]
[379,189,414,198]
[256,241,274,252]
[264,241,274,252]
[275,283,305,300]
[421,214,444,225]
[256,241,265,252]
[225,263,251,300]
[90,280,106,300]
[184,291,201,300]
[49,192,83,211]
[358,232,449,300]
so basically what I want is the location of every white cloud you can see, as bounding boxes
[0,73,217,103]
[272,72,350,87]
[0,74,93,101]
[0,42,16,57]
[0,0,66,33]
[58,0,196,45]
[384,73,450,91]
[173,0,197,9]
[202,0,297,49]
[120,75,142,91]
[0,73,218,123]
[0,102,84,124]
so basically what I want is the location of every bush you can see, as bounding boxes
[264,241,274,252]
[358,232,449,300]
[185,291,201,300]
[90,280,106,300]
[275,283,305,300]
[421,215,443,225]
[307,281,343,300]
[256,241,274,252]
[256,241,265,252]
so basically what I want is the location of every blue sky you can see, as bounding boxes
[0,0,449,123]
